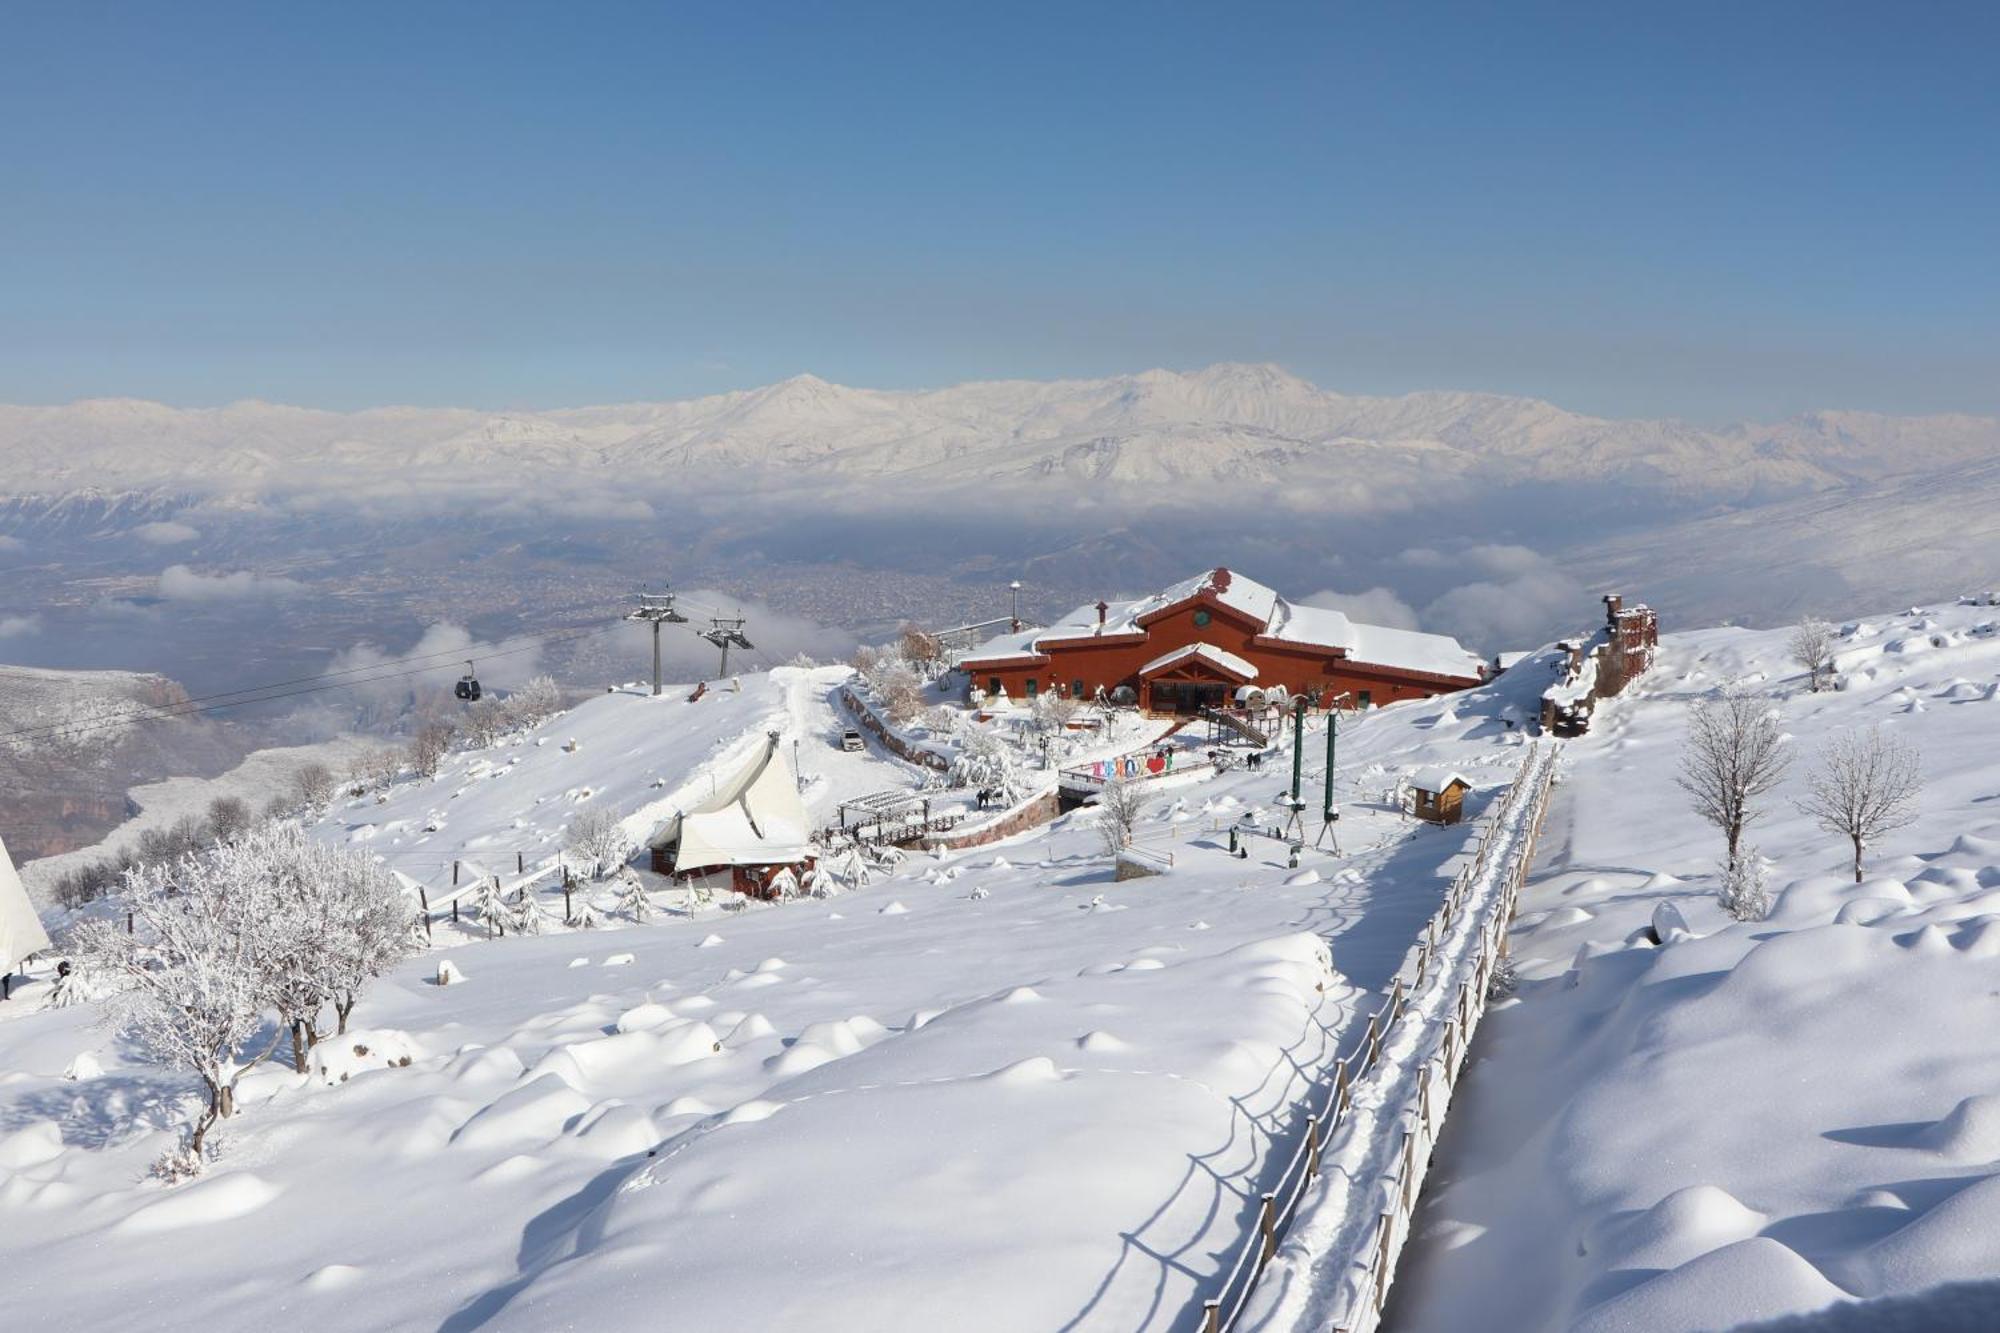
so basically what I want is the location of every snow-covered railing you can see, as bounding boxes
[1195,741,1556,1333]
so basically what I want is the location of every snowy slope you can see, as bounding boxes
[0,659,1557,1330]
[1392,597,2000,1332]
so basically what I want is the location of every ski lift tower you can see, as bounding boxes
[626,590,689,696]
[699,615,755,679]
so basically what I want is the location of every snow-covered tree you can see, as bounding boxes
[205,795,254,844]
[1797,726,1923,882]
[1676,689,1791,866]
[408,719,456,779]
[873,664,925,725]
[566,807,630,881]
[952,727,1027,805]
[70,856,287,1162]
[1718,845,1772,921]
[292,762,337,813]
[472,876,510,938]
[767,867,801,902]
[1033,691,1079,735]
[1790,616,1837,692]
[615,868,653,921]
[1096,780,1149,856]
[897,626,946,680]
[513,886,550,936]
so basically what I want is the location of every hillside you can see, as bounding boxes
[0,660,1552,1330]
[3,365,1995,505]
[1392,595,2000,1331]
[8,606,2000,1329]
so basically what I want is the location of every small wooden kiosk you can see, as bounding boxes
[1408,768,1472,825]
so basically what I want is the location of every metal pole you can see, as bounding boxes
[1290,695,1308,806]
[651,620,662,696]
[1323,707,1337,816]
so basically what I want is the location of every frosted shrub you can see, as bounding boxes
[1096,780,1148,856]
[566,807,631,881]
[1718,848,1771,922]
[615,868,653,922]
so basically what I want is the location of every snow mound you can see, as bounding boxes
[117,1172,281,1234]
[450,1074,593,1151]
[435,958,466,986]
[63,1052,103,1082]
[574,1104,657,1160]
[1650,899,1695,944]
[1916,1095,2000,1161]
[0,1123,64,1170]
[311,1029,420,1085]
[696,934,725,948]
[1573,1237,1844,1332]
[1833,1173,2000,1294]
[1603,1183,1769,1271]
[615,1002,678,1034]
[988,1055,1063,1085]
[878,901,909,916]
[656,1022,722,1066]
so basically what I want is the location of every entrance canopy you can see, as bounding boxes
[1138,643,1258,683]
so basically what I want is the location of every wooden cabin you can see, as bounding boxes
[1409,768,1472,825]
[957,567,1487,715]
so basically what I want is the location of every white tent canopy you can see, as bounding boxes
[657,734,814,873]
[1,834,53,970]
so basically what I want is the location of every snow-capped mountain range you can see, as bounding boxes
[3,363,1995,502]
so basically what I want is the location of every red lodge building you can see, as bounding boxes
[958,568,1486,713]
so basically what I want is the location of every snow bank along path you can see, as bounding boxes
[1237,741,1557,1332]
[1390,596,2000,1331]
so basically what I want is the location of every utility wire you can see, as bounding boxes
[0,621,612,746]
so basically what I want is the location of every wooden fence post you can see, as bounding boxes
[517,850,525,874]
[1202,1300,1220,1333]
[419,888,433,945]
[1307,1113,1322,1177]
[1259,1191,1278,1263]
[453,859,460,886]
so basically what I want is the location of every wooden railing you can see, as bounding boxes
[1203,741,1557,1332]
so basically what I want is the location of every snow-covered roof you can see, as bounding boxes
[0,835,52,969]
[658,735,814,871]
[961,567,1484,680]
[1408,767,1472,794]
[1139,642,1258,681]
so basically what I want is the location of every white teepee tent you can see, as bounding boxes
[654,732,813,874]
[1,834,53,970]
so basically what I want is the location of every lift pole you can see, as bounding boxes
[1317,696,1348,853]
[625,590,688,696]
[698,616,755,679]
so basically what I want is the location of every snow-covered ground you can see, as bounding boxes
[1392,597,2000,1331]
[0,660,1548,1330]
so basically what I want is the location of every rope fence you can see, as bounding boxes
[1201,741,1558,1332]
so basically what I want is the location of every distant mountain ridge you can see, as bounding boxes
[1,364,1995,503]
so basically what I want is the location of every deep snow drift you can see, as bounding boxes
[1392,597,2000,1332]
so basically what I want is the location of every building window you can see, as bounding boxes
[1072,679,1086,700]
[1025,677,1038,698]
[1193,609,1212,628]
[1358,690,1373,708]
[988,676,1002,696]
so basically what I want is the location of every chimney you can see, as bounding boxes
[1603,593,1623,625]
[1095,600,1108,629]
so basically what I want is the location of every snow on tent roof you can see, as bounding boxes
[1139,642,1259,681]
[658,735,814,872]
[0,834,52,970]
[1408,767,1473,794]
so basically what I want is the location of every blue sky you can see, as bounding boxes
[2,2,1995,421]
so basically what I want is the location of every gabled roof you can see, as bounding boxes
[1409,767,1473,795]
[1139,642,1259,682]
[960,566,1485,682]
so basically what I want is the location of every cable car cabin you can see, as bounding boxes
[1408,768,1472,825]
[455,661,482,702]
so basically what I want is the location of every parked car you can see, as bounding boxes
[840,728,865,752]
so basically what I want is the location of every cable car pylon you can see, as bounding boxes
[626,589,689,696]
